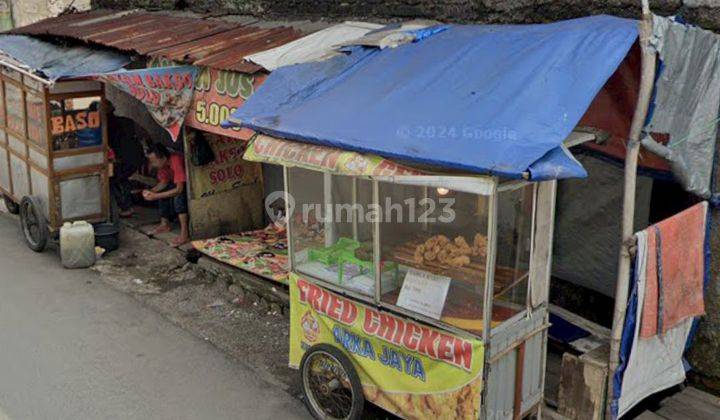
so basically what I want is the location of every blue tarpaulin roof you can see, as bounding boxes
[0,35,130,81]
[225,15,639,180]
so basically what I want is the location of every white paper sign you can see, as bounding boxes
[396,268,451,320]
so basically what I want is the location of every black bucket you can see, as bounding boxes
[94,222,120,253]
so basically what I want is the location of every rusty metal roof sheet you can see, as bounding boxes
[9,10,305,73]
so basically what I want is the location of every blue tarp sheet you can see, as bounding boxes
[0,35,130,81]
[225,15,639,180]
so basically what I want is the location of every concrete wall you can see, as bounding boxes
[11,0,91,27]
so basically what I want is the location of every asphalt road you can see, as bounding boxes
[0,212,307,420]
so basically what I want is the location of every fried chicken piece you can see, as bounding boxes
[437,248,450,264]
[454,236,472,252]
[424,236,438,249]
[472,233,487,257]
[414,247,425,264]
[447,254,470,267]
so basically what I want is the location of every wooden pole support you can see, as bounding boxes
[606,1,656,417]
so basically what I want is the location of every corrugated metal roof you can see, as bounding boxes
[8,10,305,73]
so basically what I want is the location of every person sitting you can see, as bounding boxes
[142,143,189,247]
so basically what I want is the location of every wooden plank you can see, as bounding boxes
[391,242,487,283]
[549,304,611,340]
[635,411,666,420]
[543,405,571,420]
[513,341,526,420]
[654,387,720,420]
[681,386,720,407]
[529,180,556,307]
[557,352,607,420]
[544,351,563,408]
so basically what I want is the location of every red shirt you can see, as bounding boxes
[157,154,187,185]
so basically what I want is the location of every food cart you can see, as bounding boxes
[224,10,696,419]
[0,61,111,251]
[240,134,558,419]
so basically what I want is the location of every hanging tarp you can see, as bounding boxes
[0,35,130,81]
[225,15,639,180]
[97,66,198,141]
[613,230,693,418]
[613,202,708,418]
[641,15,720,197]
[553,154,653,296]
[245,134,424,177]
[335,20,442,50]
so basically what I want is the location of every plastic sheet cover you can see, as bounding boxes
[613,230,693,418]
[245,21,382,71]
[553,154,652,296]
[0,35,130,81]
[225,15,639,180]
[642,16,720,197]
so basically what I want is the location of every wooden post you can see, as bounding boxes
[607,0,656,416]
[513,341,526,420]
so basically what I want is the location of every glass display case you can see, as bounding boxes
[287,166,537,338]
[281,150,556,420]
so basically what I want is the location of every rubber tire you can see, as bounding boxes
[300,344,365,420]
[20,196,49,252]
[3,194,19,214]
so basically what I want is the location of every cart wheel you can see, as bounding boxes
[300,344,364,420]
[20,196,48,252]
[3,194,19,214]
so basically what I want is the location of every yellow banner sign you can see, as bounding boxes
[245,134,425,177]
[289,273,484,419]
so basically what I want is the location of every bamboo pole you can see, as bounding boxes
[606,0,656,417]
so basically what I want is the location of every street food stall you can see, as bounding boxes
[0,35,129,251]
[226,5,716,419]
[223,12,637,418]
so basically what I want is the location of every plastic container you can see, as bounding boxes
[94,222,120,253]
[60,221,96,269]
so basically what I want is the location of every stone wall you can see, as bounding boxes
[11,0,91,27]
[688,158,720,391]
[91,1,720,31]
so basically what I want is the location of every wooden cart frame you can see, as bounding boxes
[0,62,110,251]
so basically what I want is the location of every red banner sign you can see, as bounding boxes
[98,66,198,141]
[185,67,266,140]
